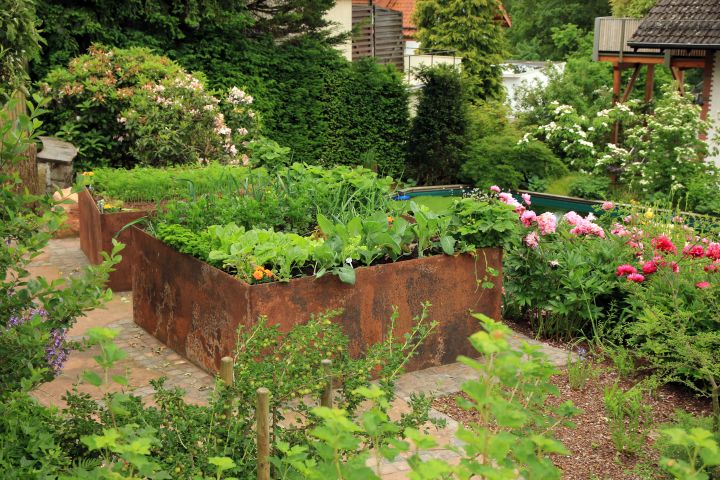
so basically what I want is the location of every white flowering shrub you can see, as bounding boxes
[123,78,258,167]
[39,45,259,169]
[528,89,715,203]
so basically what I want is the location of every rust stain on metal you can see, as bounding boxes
[132,227,503,374]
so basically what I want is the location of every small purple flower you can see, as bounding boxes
[46,329,68,375]
[577,347,588,361]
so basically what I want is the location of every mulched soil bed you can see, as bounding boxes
[433,360,713,479]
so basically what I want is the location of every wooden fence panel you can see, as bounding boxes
[351,5,404,70]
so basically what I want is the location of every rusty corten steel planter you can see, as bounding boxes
[79,188,154,291]
[132,227,503,374]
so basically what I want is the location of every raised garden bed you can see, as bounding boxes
[131,227,503,374]
[79,188,154,291]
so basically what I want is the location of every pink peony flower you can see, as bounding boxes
[705,262,719,273]
[498,192,512,203]
[490,185,501,193]
[641,261,657,274]
[616,264,638,276]
[524,231,540,249]
[668,261,679,273]
[515,204,526,215]
[627,273,645,283]
[522,193,532,205]
[520,210,537,227]
[696,281,711,289]
[570,218,605,238]
[536,212,557,235]
[601,201,615,211]
[652,235,677,254]
[611,223,629,236]
[683,244,705,257]
[705,242,720,260]
[624,215,633,224]
[564,211,582,226]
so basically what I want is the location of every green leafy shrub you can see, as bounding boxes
[1,99,120,392]
[38,307,436,478]
[461,135,567,190]
[39,45,258,170]
[276,315,580,479]
[568,172,611,200]
[407,65,468,184]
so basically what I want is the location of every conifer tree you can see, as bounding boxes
[414,0,508,101]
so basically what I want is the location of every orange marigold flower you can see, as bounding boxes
[264,269,273,278]
[252,270,264,280]
[387,216,394,223]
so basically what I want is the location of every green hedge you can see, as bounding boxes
[33,3,410,175]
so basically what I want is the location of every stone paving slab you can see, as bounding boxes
[28,237,571,478]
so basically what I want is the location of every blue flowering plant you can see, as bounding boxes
[0,98,121,393]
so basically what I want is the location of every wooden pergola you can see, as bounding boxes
[593,17,712,118]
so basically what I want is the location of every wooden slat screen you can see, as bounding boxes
[352,5,404,70]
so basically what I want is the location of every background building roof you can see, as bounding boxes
[628,0,720,49]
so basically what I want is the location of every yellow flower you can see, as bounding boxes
[82,171,95,177]
[387,216,394,223]
[644,210,654,219]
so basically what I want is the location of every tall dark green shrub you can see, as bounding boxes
[460,135,567,190]
[407,65,468,184]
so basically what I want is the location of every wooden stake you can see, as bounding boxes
[256,387,270,480]
[321,359,333,408]
[220,356,234,386]
[220,357,234,420]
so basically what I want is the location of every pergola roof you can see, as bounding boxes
[628,0,720,50]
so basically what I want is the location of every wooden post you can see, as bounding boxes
[612,64,622,104]
[645,64,655,103]
[256,387,270,480]
[321,359,333,408]
[220,356,234,385]
[220,357,234,420]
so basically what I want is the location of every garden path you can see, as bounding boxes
[28,237,571,478]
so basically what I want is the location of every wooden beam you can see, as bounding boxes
[645,64,655,103]
[613,65,622,104]
[597,55,705,68]
[701,53,714,120]
[622,64,642,103]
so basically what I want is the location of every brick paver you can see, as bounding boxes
[29,236,571,478]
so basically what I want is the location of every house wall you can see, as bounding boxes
[327,0,353,60]
[708,51,720,166]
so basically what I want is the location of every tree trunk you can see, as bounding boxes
[3,91,41,195]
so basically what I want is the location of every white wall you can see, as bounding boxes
[707,51,720,166]
[503,62,564,112]
[326,0,353,61]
